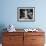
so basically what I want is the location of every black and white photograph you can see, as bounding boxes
[17,7,35,22]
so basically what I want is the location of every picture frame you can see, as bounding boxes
[17,7,35,22]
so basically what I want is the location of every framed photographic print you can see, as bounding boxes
[17,7,35,22]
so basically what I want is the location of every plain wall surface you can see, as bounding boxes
[0,0,46,31]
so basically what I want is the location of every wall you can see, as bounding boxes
[0,0,46,30]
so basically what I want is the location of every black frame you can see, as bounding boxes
[17,7,35,22]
